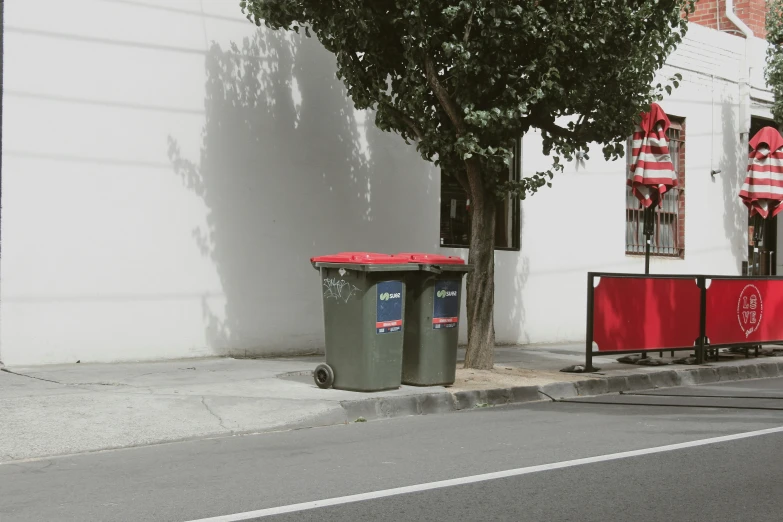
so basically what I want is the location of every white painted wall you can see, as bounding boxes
[0,4,762,364]
[1,0,438,365]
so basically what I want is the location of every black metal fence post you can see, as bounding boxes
[586,273,595,371]
[697,276,706,365]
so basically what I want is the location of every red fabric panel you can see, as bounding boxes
[705,279,783,345]
[593,277,701,352]
[749,126,783,153]
[640,102,672,135]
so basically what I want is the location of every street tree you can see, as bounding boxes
[240,0,693,369]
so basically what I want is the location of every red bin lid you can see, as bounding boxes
[394,253,466,265]
[311,252,403,265]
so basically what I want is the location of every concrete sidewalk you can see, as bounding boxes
[2,344,782,463]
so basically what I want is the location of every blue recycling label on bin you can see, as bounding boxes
[376,280,403,334]
[433,280,460,329]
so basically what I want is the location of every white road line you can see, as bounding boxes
[185,425,783,522]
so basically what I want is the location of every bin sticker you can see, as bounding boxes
[433,280,460,329]
[376,280,403,334]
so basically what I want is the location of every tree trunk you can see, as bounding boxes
[463,161,496,370]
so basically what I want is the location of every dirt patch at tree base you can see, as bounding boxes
[449,365,592,392]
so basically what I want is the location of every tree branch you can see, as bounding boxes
[383,103,424,141]
[424,56,466,135]
[453,167,472,198]
[464,0,486,45]
[463,9,475,44]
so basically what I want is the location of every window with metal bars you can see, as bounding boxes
[625,118,685,258]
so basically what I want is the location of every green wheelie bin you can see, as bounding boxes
[394,253,472,386]
[310,252,418,392]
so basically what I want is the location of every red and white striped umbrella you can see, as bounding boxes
[627,103,678,208]
[740,126,783,219]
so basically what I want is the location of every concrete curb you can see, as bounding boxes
[338,359,783,423]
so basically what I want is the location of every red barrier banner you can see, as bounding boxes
[593,277,701,351]
[705,278,783,345]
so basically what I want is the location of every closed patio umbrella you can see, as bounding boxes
[627,103,678,274]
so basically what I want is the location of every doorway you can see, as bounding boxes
[747,117,778,275]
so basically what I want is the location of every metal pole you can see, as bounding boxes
[751,214,764,276]
[757,216,765,275]
[586,273,595,372]
[641,205,654,359]
[697,276,706,365]
[643,205,654,276]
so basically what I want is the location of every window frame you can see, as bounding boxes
[439,139,521,251]
[625,117,686,259]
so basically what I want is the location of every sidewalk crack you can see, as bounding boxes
[200,396,230,432]
[537,389,558,402]
[1,368,134,388]
[1,368,65,385]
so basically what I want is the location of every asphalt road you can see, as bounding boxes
[2,378,783,522]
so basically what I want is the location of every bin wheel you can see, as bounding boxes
[314,364,335,389]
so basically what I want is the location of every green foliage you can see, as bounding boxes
[767,0,783,127]
[240,0,692,199]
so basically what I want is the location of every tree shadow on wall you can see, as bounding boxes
[166,30,438,356]
[166,30,375,356]
[718,95,747,272]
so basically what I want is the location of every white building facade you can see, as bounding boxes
[1,0,779,366]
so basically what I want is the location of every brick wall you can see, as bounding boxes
[690,0,767,38]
